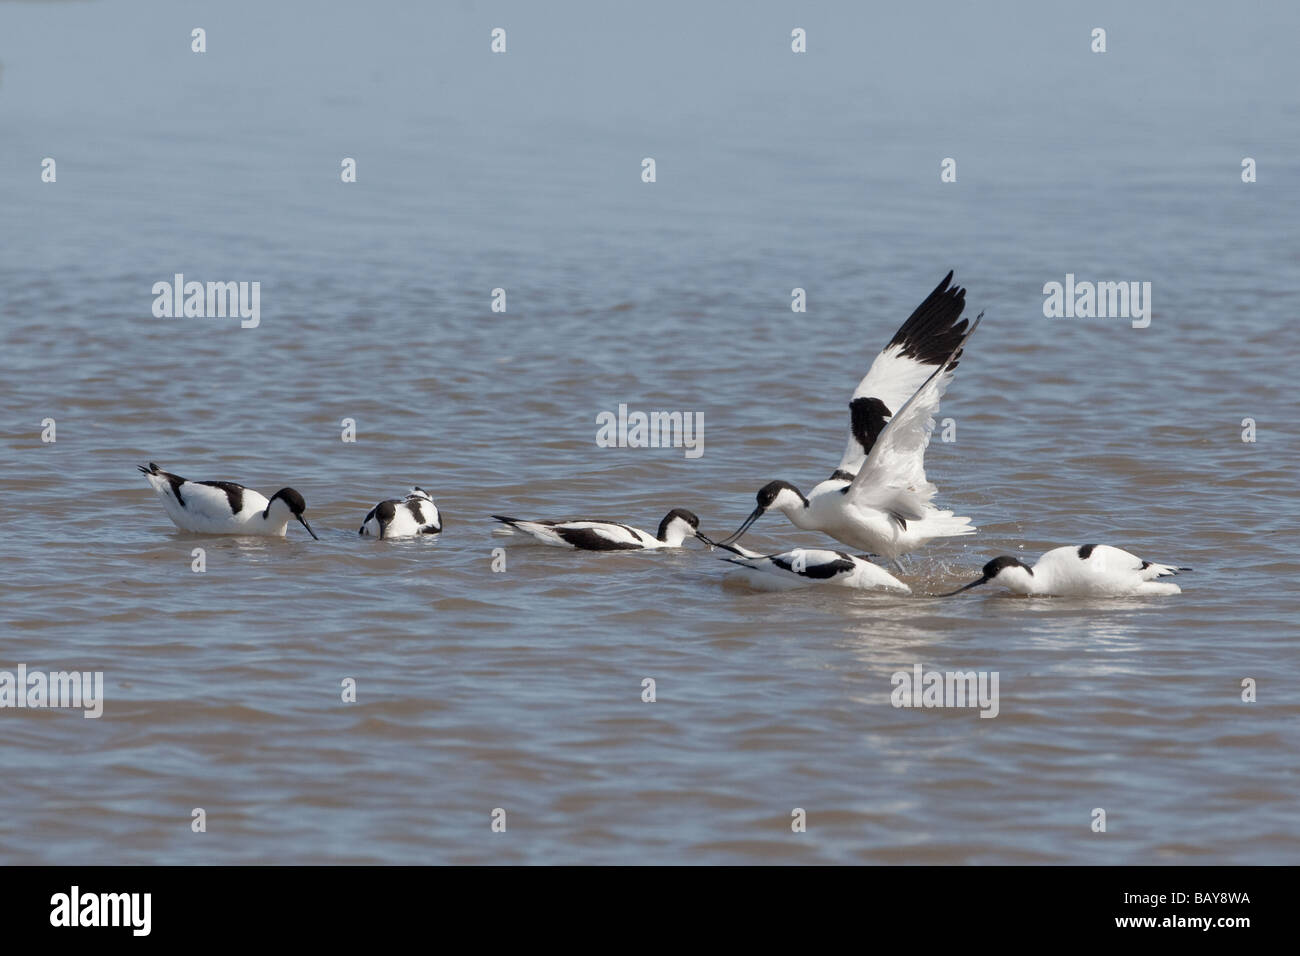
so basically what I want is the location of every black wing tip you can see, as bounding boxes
[933,269,964,298]
[887,272,973,366]
[942,313,984,371]
[491,514,518,524]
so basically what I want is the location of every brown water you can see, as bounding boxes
[2,1,1298,864]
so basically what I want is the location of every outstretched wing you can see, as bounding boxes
[845,314,982,521]
[832,272,972,481]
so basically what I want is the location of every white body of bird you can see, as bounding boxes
[491,509,716,551]
[137,462,318,538]
[945,545,1188,597]
[359,488,442,538]
[755,482,976,560]
[719,543,910,593]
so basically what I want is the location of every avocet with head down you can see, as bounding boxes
[359,487,442,538]
[718,272,983,565]
[717,542,910,593]
[137,462,319,539]
[940,545,1189,597]
[491,509,717,551]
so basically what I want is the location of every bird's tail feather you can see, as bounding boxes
[912,509,977,538]
[1143,562,1190,579]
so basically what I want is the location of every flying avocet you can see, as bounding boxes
[717,542,910,593]
[137,461,319,539]
[491,509,717,551]
[359,487,442,538]
[719,272,983,564]
[939,545,1189,597]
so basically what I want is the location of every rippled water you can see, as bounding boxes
[2,1,1298,864]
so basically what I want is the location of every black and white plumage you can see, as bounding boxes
[720,272,983,562]
[940,545,1190,597]
[717,543,910,593]
[137,462,319,539]
[359,487,442,539]
[833,271,976,483]
[491,508,717,551]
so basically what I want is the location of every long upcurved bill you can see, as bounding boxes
[936,578,986,597]
[717,507,763,546]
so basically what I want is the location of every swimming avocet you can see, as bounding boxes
[359,487,442,538]
[940,545,1189,597]
[491,509,717,551]
[137,462,319,539]
[718,542,910,592]
[719,272,983,564]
